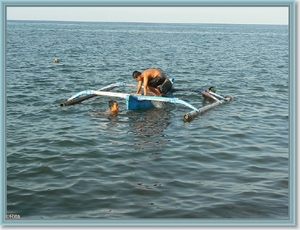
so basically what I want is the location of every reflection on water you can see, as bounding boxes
[127,108,171,154]
[128,109,170,137]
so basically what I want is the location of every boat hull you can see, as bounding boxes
[126,93,173,110]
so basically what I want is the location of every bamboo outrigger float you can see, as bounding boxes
[183,94,233,122]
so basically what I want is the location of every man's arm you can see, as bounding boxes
[143,75,149,95]
[136,80,142,94]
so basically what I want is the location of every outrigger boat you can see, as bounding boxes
[60,80,232,121]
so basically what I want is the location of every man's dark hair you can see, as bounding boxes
[132,71,141,79]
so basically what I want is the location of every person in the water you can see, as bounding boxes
[107,100,119,115]
[202,86,217,100]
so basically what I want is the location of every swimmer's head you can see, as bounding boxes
[109,100,119,112]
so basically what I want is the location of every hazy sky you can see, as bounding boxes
[6,6,289,25]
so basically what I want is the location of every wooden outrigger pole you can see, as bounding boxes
[183,94,233,122]
[60,82,134,106]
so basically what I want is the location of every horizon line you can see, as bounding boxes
[7,19,288,26]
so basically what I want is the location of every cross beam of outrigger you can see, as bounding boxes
[60,82,135,107]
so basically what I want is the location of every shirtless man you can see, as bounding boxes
[132,68,172,96]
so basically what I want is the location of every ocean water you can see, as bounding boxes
[6,21,290,222]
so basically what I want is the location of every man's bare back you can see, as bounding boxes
[132,68,171,96]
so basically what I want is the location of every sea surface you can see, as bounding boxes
[6,21,290,223]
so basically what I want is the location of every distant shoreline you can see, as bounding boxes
[7,19,288,26]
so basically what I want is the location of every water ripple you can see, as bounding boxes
[6,21,289,220]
